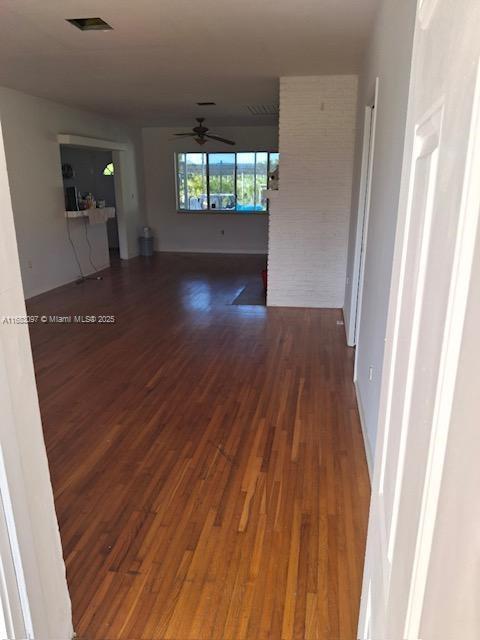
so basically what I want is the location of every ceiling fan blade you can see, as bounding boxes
[204,134,236,146]
[174,132,196,137]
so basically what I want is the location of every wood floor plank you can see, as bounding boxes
[27,253,370,640]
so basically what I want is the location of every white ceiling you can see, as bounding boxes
[0,0,379,126]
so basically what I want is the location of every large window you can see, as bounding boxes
[176,152,279,213]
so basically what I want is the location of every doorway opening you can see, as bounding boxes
[60,146,120,273]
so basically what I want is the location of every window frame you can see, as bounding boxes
[174,151,278,215]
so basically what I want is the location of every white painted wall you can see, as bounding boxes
[267,75,357,308]
[343,0,417,457]
[142,126,277,254]
[0,87,146,299]
[0,118,72,638]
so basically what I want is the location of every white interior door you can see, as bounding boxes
[359,0,480,637]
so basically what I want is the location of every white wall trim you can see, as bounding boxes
[57,134,128,152]
[347,105,373,346]
[355,379,373,481]
[349,79,380,352]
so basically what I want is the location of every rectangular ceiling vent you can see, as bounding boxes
[246,104,279,116]
[66,17,113,31]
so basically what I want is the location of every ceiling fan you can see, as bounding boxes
[174,118,235,146]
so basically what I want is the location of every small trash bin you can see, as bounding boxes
[139,227,154,256]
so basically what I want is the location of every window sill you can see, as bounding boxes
[176,210,269,216]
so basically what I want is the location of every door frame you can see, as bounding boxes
[358,8,480,637]
[402,59,480,638]
[0,431,32,638]
[348,79,379,349]
[57,134,130,261]
[1,120,73,638]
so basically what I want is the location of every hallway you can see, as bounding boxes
[27,253,370,640]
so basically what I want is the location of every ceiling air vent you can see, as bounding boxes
[246,104,279,116]
[197,102,216,106]
[66,17,113,31]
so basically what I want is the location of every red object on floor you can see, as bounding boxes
[261,269,268,291]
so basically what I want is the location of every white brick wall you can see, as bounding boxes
[267,76,358,308]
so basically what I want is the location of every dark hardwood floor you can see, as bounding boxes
[27,253,370,640]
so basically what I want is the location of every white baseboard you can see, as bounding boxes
[156,247,267,255]
[25,262,109,300]
[354,379,373,481]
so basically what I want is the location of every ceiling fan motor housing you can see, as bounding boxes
[175,118,236,146]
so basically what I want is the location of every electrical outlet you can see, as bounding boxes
[369,366,374,382]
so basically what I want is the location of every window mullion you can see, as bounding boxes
[267,153,270,212]
[182,156,187,209]
[266,153,270,213]
[254,153,257,209]
[206,153,210,211]
[234,152,238,211]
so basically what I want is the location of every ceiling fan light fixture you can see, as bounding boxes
[176,118,236,146]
